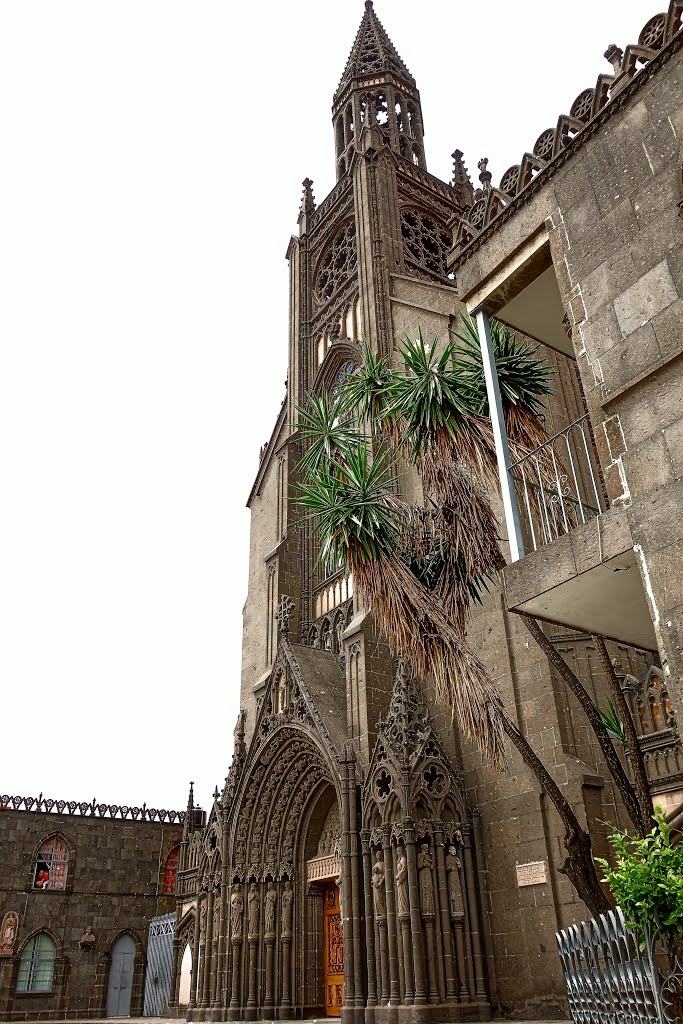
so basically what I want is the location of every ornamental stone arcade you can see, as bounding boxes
[170,1,683,1021]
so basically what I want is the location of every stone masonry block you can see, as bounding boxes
[600,321,662,394]
[652,297,683,359]
[663,415,683,478]
[613,259,678,338]
[621,431,675,502]
[603,414,627,460]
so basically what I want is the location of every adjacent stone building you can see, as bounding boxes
[0,796,184,1020]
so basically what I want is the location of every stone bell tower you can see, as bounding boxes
[180,7,492,1024]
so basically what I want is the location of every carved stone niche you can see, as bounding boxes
[0,912,19,957]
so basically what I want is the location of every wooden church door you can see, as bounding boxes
[323,880,344,1017]
[106,934,136,1016]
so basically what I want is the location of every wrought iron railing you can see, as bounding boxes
[511,413,607,552]
[556,907,683,1024]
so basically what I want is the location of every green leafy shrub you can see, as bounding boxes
[596,809,683,937]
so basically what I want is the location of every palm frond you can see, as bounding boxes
[451,314,555,418]
[595,699,627,747]
[337,343,395,425]
[296,391,364,477]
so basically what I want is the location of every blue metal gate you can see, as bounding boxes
[143,913,175,1017]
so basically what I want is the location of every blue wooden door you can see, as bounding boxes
[107,934,136,1016]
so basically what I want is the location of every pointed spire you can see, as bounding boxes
[452,149,474,208]
[297,178,316,235]
[183,781,195,839]
[334,2,415,103]
[382,659,430,765]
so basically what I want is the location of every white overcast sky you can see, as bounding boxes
[1,0,657,812]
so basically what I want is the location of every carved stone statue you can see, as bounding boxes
[248,882,260,938]
[395,850,409,917]
[446,845,464,918]
[417,843,434,915]
[200,899,207,939]
[281,880,294,937]
[0,912,19,957]
[264,881,277,937]
[230,885,243,942]
[79,926,96,950]
[371,855,386,919]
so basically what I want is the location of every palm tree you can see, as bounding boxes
[296,324,652,916]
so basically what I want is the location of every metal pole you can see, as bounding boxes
[473,307,525,562]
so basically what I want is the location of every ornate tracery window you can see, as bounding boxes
[400,207,451,279]
[315,221,358,303]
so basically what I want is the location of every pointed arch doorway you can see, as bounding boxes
[323,880,344,1017]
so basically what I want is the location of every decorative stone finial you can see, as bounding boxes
[365,0,373,9]
[604,44,624,74]
[477,156,492,195]
[276,595,295,636]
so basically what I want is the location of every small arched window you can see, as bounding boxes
[33,836,68,891]
[16,933,56,993]
[161,846,180,895]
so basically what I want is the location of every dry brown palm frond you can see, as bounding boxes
[347,543,507,770]
[416,418,498,506]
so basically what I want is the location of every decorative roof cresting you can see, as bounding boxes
[451,2,683,262]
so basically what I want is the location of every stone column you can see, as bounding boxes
[382,827,400,1004]
[349,771,364,1008]
[246,883,259,1018]
[200,887,214,1009]
[189,897,203,1012]
[340,752,355,1011]
[281,936,292,1010]
[210,887,223,1014]
[263,934,275,1014]
[170,935,182,1008]
[228,885,244,1018]
[417,841,438,1004]
[463,832,486,1001]
[281,880,294,1011]
[361,831,377,1007]
[446,842,468,1001]
[404,823,426,1004]
[214,880,229,1014]
[433,824,456,1000]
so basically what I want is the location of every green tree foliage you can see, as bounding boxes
[597,809,683,937]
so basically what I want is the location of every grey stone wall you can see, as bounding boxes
[0,809,182,1020]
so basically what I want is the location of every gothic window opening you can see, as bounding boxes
[375,92,388,126]
[33,836,68,891]
[400,208,451,279]
[161,846,180,895]
[16,933,56,993]
[316,221,358,303]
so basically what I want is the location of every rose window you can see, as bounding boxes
[316,221,358,302]
[400,208,451,278]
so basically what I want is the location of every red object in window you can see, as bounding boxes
[162,846,180,895]
[33,837,68,890]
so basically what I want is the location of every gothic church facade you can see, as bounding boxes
[172,3,683,1021]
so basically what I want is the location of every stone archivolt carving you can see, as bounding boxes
[0,911,19,957]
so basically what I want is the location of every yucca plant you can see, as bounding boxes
[295,390,364,477]
[451,314,555,457]
[297,442,507,769]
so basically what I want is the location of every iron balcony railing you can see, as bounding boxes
[510,413,607,553]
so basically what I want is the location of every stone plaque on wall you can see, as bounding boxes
[516,861,547,887]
